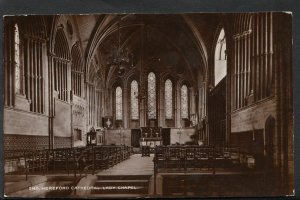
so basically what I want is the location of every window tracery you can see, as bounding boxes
[116,86,123,120]
[165,79,173,119]
[131,80,139,120]
[181,84,188,118]
[148,72,156,119]
[14,24,20,93]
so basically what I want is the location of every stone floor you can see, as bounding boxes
[97,154,154,176]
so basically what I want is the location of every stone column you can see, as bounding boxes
[123,88,128,129]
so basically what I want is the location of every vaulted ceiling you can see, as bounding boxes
[68,14,222,88]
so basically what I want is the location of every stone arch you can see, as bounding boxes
[71,42,84,97]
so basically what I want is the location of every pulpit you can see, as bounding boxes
[86,127,97,146]
[95,127,105,145]
[86,127,105,146]
[140,127,163,155]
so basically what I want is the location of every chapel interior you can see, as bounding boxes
[3,13,294,198]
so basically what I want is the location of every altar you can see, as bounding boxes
[140,127,163,156]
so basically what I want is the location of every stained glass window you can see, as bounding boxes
[14,24,20,93]
[181,85,188,118]
[131,80,139,120]
[115,86,123,120]
[165,79,173,119]
[148,72,156,119]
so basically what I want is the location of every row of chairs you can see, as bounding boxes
[154,146,240,170]
[4,145,133,178]
[92,145,132,170]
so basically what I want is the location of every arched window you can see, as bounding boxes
[54,29,70,102]
[181,84,189,119]
[115,86,123,120]
[22,17,46,113]
[148,72,156,119]
[131,80,139,120]
[71,44,83,97]
[214,28,227,85]
[165,79,173,119]
[14,24,20,93]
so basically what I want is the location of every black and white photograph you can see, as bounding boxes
[2,12,294,198]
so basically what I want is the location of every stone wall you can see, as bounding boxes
[104,128,197,146]
[4,108,49,136]
[170,128,196,145]
[230,97,277,168]
[231,97,276,132]
[53,99,71,137]
[105,129,131,146]
[72,95,87,147]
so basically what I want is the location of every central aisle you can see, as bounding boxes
[97,154,154,176]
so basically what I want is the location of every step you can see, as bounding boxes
[95,179,149,187]
[97,175,151,180]
[90,186,148,195]
[88,193,148,198]
[93,175,150,195]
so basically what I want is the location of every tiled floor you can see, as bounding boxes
[97,154,154,176]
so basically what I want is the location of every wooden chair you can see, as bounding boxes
[185,147,196,169]
[142,146,150,157]
[167,147,184,169]
[51,148,70,172]
[37,149,49,174]
[25,150,39,173]
[194,147,214,169]
[154,146,167,169]
[93,147,109,169]
[225,147,240,166]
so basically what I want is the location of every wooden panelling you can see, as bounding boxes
[4,134,49,151]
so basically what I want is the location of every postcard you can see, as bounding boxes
[2,12,294,198]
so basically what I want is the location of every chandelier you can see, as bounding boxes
[106,16,134,75]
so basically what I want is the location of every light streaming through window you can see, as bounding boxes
[148,72,156,119]
[131,80,139,120]
[14,24,20,93]
[116,86,123,120]
[181,85,188,118]
[165,79,173,119]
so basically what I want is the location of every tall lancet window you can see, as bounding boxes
[115,86,123,120]
[14,24,20,93]
[131,80,139,120]
[214,28,227,85]
[165,79,173,119]
[148,72,156,119]
[181,84,189,119]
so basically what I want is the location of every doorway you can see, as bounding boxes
[162,128,171,146]
[131,129,141,148]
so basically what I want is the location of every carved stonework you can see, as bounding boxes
[15,94,30,111]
